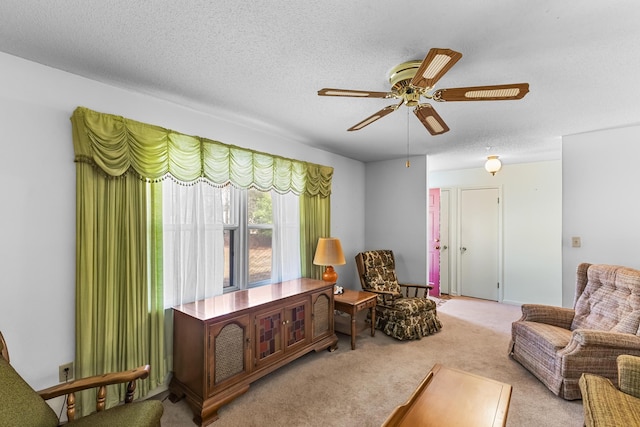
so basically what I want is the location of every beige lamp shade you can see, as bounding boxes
[313,238,346,283]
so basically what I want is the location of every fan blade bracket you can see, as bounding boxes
[413,104,450,135]
[411,48,463,90]
[347,104,399,131]
[433,83,530,102]
[318,88,394,99]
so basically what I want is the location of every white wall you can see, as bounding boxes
[0,52,365,390]
[562,125,640,307]
[429,160,563,306]
[362,156,429,287]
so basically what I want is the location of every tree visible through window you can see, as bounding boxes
[247,188,272,285]
[222,186,273,289]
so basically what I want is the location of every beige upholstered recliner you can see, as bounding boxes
[355,249,442,340]
[0,331,163,426]
[509,263,640,400]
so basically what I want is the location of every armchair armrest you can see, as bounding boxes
[519,304,575,329]
[568,330,640,350]
[618,354,640,399]
[37,365,151,422]
[399,283,433,298]
[38,365,150,400]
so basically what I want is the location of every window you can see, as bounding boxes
[163,180,300,307]
[223,187,274,290]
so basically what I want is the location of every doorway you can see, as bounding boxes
[428,188,451,296]
[459,187,502,301]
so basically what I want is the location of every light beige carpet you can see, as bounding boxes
[159,296,583,426]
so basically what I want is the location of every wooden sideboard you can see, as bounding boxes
[168,278,338,426]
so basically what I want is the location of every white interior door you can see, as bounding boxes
[459,187,501,301]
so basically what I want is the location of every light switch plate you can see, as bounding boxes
[571,237,581,248]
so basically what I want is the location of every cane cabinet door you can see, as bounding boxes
[207,314,251,395]
[311,289,333,340]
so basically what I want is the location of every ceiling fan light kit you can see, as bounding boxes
[318,48,529,135]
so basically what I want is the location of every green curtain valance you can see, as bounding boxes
[71,107,332,197]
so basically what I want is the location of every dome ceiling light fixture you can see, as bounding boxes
[485,155,502,176]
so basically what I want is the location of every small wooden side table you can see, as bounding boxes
[333,289,377,350]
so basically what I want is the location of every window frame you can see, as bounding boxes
[223,187,274,292]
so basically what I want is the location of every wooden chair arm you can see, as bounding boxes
[37,365,151,422]
[38,365,151,400]
[399,283,433,298]
[400,283,433,290]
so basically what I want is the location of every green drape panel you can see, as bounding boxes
[148,182,166,387]
[300,193,331,280]
[72,106,332,415]
[71,107,333,196]
[75,165,165,415]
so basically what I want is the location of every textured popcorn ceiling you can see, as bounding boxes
[2,1,640,170]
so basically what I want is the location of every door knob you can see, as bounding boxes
[435,246,440,250]
[460,247,467,253]
[442,245,448,250]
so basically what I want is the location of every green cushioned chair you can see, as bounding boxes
[579,354,640,426]
[0,331,163,426]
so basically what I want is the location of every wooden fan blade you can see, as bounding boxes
[411,48,462,90]
[347,104,399,131]
[413,104,449,135]
[433,83,530,101]
[318,88,393,98]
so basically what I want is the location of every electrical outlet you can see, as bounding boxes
[59,362,74,382]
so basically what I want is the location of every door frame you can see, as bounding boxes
[455,185,504,302]
[438,188,452,295]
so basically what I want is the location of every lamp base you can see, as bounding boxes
[322,266,338,283]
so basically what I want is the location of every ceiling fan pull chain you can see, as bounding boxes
[406,108,411,168]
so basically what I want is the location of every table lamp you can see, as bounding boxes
[313,237,346,283]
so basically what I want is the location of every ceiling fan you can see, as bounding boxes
[318,48,529,135]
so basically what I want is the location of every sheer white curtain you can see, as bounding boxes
[163,182,301,309]
[271,190,301,282]
[162,180,225,308]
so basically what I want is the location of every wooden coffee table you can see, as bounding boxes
[333,289,377,350]
[383,364,512,427]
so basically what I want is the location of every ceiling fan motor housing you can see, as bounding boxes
[388,60,425,106]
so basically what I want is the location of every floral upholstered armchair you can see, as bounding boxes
[355,250,442,340]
